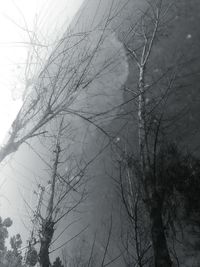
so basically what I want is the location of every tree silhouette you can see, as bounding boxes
[52,257,64,267]
[0,217,25,267]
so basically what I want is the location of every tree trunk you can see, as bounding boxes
[149,191,172,267]
[39,136,60,267]
[39,220,54,267]
[39,240,51,267]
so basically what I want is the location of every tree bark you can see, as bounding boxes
[39,220,54,267]
[149,191,172,267]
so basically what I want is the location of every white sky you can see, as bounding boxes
[0,0,84,144]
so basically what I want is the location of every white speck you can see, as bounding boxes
[186,34,192,39]
[116,137,120,142]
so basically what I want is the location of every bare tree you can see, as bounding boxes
[114,1,179,266]
[117,157,152,267]
[0,0,127,166]
[29,118,88,267]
